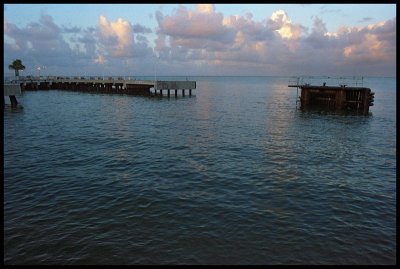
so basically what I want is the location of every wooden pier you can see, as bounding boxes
[12,76,196,97]
[288,83,374,115]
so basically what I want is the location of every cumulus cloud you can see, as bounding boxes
[4,7,396,77]
[156,5,267,66]
[341,19,396,64]
[158,5,230,40]
[223,13,271,42]
[97,15,134,57]
[154,5,395,76]
[197,4,215,14]
[294,17,396,76]
[133,24,152,34]
[4,13,156,76]
[268,10,303,40]
[155,6,305,69]
[266,10,308,53]
[304,16,332,48]
[4,14,86,74]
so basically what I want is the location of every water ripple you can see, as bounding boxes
[4,77,396,265]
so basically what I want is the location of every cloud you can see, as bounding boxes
[304,16,331,48]
[155,5,268,64]
[358,17,374,23]
[340,18,396,64]
[97,15,134,57]
[268,10,303,40]
[133,24,152,34]
[158,5,230,40]
[4,7,395,77]
[223,13,272,42]
[5,14,61,45]
[197,4,215,14]
[266,10,307,53]
[154,5,395,76]
[293,17,396,76]
[4,14,85,73]
[62,26,81,33]
[4,14,156,76]
[94,54,107,64]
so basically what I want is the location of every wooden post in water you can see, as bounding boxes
[335,89,346,111]
[300,88,309,109]
[9,96,18,108]
[362,89,370,115]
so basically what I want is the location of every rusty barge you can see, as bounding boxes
[288,77,374,115]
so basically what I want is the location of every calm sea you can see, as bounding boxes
[4,76,396,265]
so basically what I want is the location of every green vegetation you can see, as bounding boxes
[8,59,26,77]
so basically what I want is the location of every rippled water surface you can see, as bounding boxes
[4,76,396,264]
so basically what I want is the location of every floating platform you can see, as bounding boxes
[288,83,374,115]
[12,76,196,97]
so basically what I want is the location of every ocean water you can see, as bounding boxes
[4,76,396,265]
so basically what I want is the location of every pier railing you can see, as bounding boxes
[288,76,364,88]
[6,75,143,83]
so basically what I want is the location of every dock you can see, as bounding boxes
[10,76,196,97]
[288,77,374,115]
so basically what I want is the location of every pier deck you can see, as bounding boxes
[11,76,196,97]
[3,83,22,108]
[4,83,22,96]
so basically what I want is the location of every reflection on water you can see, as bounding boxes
[4,76,396,265]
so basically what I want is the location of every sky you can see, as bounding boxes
[4,3,396,77]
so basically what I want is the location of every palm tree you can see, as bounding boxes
[8,59,26,77]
